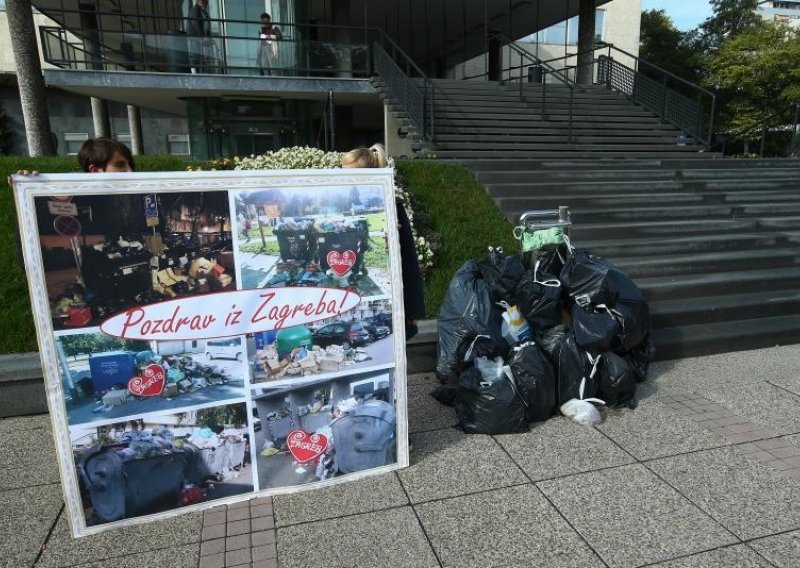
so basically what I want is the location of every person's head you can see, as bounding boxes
[196,0,207,8]
[261,12,271,25]
[342,144,388,169]
[77,138,135,173]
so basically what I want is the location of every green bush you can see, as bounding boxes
[1,155,190,353]
[395,160,519,318]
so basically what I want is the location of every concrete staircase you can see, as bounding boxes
[373,77,800,360]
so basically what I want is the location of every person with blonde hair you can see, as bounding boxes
[342,144,424,339]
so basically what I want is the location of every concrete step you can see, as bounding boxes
[581,233,780,258]
[435,134,686,144]
[651,314,800,360]
[636,266,800,302]
[612,249,798,278]
[435,144,708,154]
[567,217,762,240]
[651,289,800,328]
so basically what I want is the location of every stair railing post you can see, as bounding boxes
[422,78,428,140]
[760,118,767,158]
[790,102,800,156]
[659,75,667,124]
[541,69,547,119]
[708,91,717,148]
[519,50,523,101]
[568,86,574,144]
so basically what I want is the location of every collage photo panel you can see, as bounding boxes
[15,170,406,536]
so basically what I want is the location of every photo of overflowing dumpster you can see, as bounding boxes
[248,299,395,385]
[252,369,396,490]
[35,191,235,330]
[233,186,391,297]
[70,403,253,526]
[58,332,247,426]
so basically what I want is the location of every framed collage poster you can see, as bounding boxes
[12,168,408,537]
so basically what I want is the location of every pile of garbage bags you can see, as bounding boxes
[434,245,654,434]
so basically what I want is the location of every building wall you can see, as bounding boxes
[757,0,800,28]
[456,0,641,80]
[1,8,189,156]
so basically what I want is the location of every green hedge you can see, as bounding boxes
[395,160,519,318]
[1,155,190,353]
[0,157,514,352]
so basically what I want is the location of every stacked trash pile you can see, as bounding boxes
[433,239,654,433]
[255,343,372,380]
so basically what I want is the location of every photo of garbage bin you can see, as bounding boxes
[78,444,200,523]
[274,218,317,263]
[317,219,370,276]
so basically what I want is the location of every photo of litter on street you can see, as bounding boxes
[35,191,235,330]
[232,186,391,298]
[252,369,396,491]
[57,331,247,426]
[247,298,394,385]
[70,402,253,527]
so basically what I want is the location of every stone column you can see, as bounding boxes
[91,97,111,138]
[127,104,144,154]
[6,0,56,155]
[576,0,596,85]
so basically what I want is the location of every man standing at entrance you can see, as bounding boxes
[258,13,282,76]
[188,0,212,73]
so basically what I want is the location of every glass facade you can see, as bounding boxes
[521,9,606,46]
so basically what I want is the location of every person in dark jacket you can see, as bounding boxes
[257,12,282,75]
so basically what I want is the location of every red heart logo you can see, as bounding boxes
[286,429,329,464]
[128,364,166,397]
[326,250,356,277]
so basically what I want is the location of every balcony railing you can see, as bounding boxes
[39,17,371,78]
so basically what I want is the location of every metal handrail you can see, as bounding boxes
[317,89,336,151]
[372,27,436,142]
[491,32,575,144]
[711,102,800,158]
[539,43,717,147]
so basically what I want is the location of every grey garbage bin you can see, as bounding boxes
[331,399,396,473]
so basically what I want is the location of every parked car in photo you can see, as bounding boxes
[205,338,244,361]
[312,321,371,349]
[363,321,391,341]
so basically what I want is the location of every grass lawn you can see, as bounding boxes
[396,160,519,319]
[1,157,512,352]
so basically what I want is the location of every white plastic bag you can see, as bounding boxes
[475,356,505,385]
[560,377,605,426]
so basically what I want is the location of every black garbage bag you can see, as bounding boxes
[437,261,502,383]
[597,352,637,407]
[454,367,528,434]
[523,246,568,276]
[453,333,505,376]
[477,247,526,304]
[560,249,620,307]
[613,299,651,354]
[537,325,569,363]
[554,331,599,405]
[625,337,656,382]
[573,304,620,355]
[431,384,458,407]
[515,263,563,330]
[508,343,557,422]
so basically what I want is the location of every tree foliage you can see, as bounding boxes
[696,0,762,53]
[707,23,800,129]
[639,9,703,84]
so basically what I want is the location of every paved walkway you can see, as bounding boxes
[3,345,800,567]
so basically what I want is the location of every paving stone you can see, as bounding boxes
[749,529,800,567]
[273,472,408,526]
[36,510,202,567]
[407,381,457,433]
[251,503,273,518]
[226,548,251,566]
[278,507,438,568]
[72,544,199,567]
[648,446,800,540]
[253,544,278,560]
[495,416,634,481]
[198,552,225,568]
[227,506,251,522]
[0,484,63,568]
[253,558,279,568]
[398,428,527,503]
[597,399,730,460]
[701,382,800,436]
[416,484,603,568]
[251,515,275,531]
[537,464,736,568]
[252,530,276,546]
[202,523,226,540]
[407,372,437,387]
[0,427,61,490]
[227,518,251,536]
[200,537,225,556]
[203,509,226,527]
[646,544,775,568]
[226,533,250,550]
[650,345,800,394]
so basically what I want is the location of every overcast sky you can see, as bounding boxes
[641,0,715,31]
